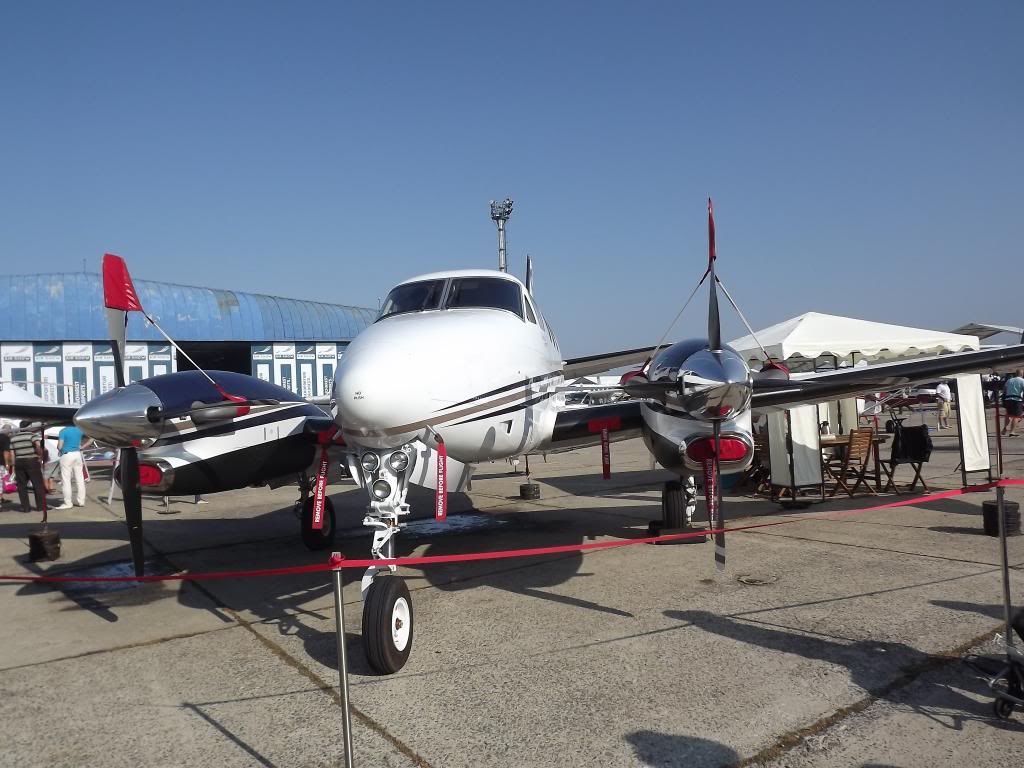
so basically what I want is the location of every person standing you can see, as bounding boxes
[10,421,46,514]
[1002,370,1024,438]
[54,423,91,509]
[935,381,952,430]
[0,424,13,509]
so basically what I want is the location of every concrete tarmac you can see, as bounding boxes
[2,422,1023,767]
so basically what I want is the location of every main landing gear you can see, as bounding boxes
[649,476,704,542]
[356,445,416,674]
[294,472,337,551]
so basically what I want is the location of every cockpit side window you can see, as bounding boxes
[523,296,538,324]
[378,280,446,320]
[446,278,523,318]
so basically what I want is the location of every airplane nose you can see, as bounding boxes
[74,383,164,448]
[680,349,752,421]
[335,365,392,429]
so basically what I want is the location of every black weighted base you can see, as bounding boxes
[647,520,707,544]
[28,530,61,562]
[983,500,1021,537]
[520,483,541,500]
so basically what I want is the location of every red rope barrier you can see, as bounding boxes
[3,479,1022,584]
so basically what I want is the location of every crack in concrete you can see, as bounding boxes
[731,625,1004,767]
[0,623,240,674]
[193,585,436,768]
[165,548,436,768]
[744,528,1024,569]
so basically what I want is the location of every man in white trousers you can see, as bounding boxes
[54,423,91,509]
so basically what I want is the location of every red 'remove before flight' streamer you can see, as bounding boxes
[312,445,330,531]
[435,437,447,521]
[2,479,1021,584]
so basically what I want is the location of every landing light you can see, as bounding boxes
[388,451,409,473]
[371,479,392,500]
[361,453,380,473]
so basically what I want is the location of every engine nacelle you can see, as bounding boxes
[640,401,753,476]
[639,338,754,476]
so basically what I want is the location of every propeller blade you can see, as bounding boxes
[621,379,677,400]
[120,446,145,577]
[707,198,721,352]
[711,420,725,571]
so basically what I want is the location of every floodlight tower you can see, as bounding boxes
[490,198,514,273]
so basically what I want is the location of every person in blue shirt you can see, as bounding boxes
[54,424,92,510]
[1002,370,1024,438]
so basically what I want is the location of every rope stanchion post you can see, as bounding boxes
[997,486,1014,650]
[331,552,356,768]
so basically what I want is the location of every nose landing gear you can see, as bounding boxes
[357,446,415,674]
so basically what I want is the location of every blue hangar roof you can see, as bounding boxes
[0,273,378,342]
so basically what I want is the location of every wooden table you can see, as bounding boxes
[820,433,892,492]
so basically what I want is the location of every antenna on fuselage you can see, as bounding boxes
[490,198,513,273]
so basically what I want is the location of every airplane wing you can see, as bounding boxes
[751,344,1024,411]
[544,400,643,452]
[563,346,656,379]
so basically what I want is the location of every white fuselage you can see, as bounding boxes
[334,270,564,464]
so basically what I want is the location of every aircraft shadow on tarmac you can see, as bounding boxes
[5,479,668,678]
[625,731,739,768]
[295,496,661,675]
[534,467,673,498]
[664,609,1024,732]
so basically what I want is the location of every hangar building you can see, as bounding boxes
[0,273,376,405]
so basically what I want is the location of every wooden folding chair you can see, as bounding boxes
[823,428,875,497]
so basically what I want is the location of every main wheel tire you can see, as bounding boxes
[662,480,687,528]
[362,575,413,674]
[300,496,336,551]
[993,697,1015,720]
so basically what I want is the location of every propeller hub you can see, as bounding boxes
[678,348,752,421]
[74,383,163,448]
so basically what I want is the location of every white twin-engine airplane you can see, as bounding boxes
[7,204,1024,675]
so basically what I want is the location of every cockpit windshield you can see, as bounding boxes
[446,277,523,318]
[378,280,446,319]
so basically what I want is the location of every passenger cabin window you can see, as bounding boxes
[446,277,523,318]
[523,297,538,324]
[378,280,446,319]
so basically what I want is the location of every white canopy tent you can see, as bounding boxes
[731,314,992,487]
[729,312,980,370]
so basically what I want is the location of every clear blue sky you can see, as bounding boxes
[1,2,1021,355]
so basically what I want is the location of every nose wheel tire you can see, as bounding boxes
[362,575,413,674]
[300,497,336,551]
